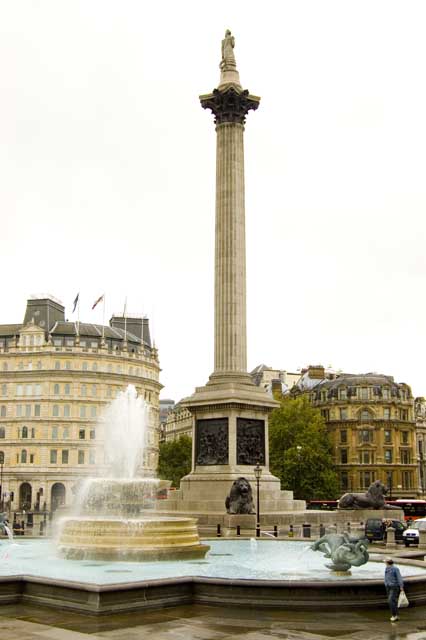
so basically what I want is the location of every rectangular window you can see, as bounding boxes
[79,429,85,440]
[361,387,369,400]
[64,405,70,417]
[80,406,86,418]
[359,429,373,444]
[65,361,71,370]
[90,406,97,418]
[16,385,23,396]
[78,450,85,464]
[0,405,5,417]
[402,471,412,489]
[91,341,98,348]
[92,385,97,397]
[82,362,88,371]
[65,339,74,347]
[340,430,347,444]
[400,449,411,464]
[340,471,349,491]
[52,426,58,440]
[385,449,393,463]
[384,429,392,444]
[383,388,389,400]
[321,409,330,421]
[25,385,32,396]
[340,449,348,464]
[340,408,348,421]
[401,431,409,444]
[16,405,22,417]
[339,388,347,400]
[360,471,374,488]
[383,408,390,420]
[30,454,34,463]
[53,405,59,417]
[89,450,95,464]
[25,405,31,417]
[50,449,57,464]
[1,384,7,397]
[359,450,373,464]
[62,450,69,464]
[64,384,70,395]
[63,426,69,439]
[90,429,96,440]
[34,404,40,417]
[55,361,60,369]
[35,384,41,395]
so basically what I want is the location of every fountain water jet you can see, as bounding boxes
[58,386,209,561]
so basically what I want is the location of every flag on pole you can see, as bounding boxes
[72,293,79,314]
[92,294,104,310]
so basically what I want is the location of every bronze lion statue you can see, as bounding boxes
[225,477,255,514]
[338,480,401,510]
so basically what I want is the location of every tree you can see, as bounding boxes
[157,435,192,488]
[269,395,339,501]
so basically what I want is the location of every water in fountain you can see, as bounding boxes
[58,384,209,561]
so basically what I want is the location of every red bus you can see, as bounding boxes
[307,499,426,521]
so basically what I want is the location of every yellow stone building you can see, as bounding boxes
[296,366,418,497]
[0,296,162,517]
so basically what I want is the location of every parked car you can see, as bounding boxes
[365,518,406,542]
[402,517,426,546]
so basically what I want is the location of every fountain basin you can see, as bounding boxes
[1,540,426,613]
[58,516,210,561]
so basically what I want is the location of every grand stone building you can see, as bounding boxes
[295,366,418,497]
[0,295,161,516]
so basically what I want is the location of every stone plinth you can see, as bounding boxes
[223,513,256,536]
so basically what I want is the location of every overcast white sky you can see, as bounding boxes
[1,1,426,401]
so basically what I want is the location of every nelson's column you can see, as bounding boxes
[160,32,304,523]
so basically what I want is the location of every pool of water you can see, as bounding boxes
[0,539,424,585]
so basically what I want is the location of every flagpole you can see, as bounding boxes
[124,297,127,343]
[102,294,105,342]
[77,295,80,337]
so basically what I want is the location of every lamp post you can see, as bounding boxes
[296,445,302,499]
[254,461,262,538]
[0,451,4,511]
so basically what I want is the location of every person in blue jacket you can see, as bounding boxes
[384,557,404,621]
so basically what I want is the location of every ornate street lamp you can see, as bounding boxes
[254,460,262,538]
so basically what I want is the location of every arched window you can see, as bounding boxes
[21,449,27,463]
[0,427,5,439]
[0,405,6,417]
[54,384,60,395]
[51,482,66,511]
[22,426,28,438]
[19,482,31,509]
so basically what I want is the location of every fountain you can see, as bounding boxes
[57,385,209,561]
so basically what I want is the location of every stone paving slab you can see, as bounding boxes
[2,603,426,640]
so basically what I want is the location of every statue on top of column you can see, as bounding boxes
[220,29,237,71]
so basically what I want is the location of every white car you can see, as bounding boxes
[402,518,426,546]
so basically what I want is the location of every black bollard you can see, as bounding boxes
[236,525,241,536]
[216,524,221,537]
[256,523,261,538]
[288,524,294,538]
[303,523,311,538]
[273,525,278,538]
[347,522,351,532]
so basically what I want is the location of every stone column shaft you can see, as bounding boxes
[215,122,246,373]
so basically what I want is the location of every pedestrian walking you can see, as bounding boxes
[384,557,404,622]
